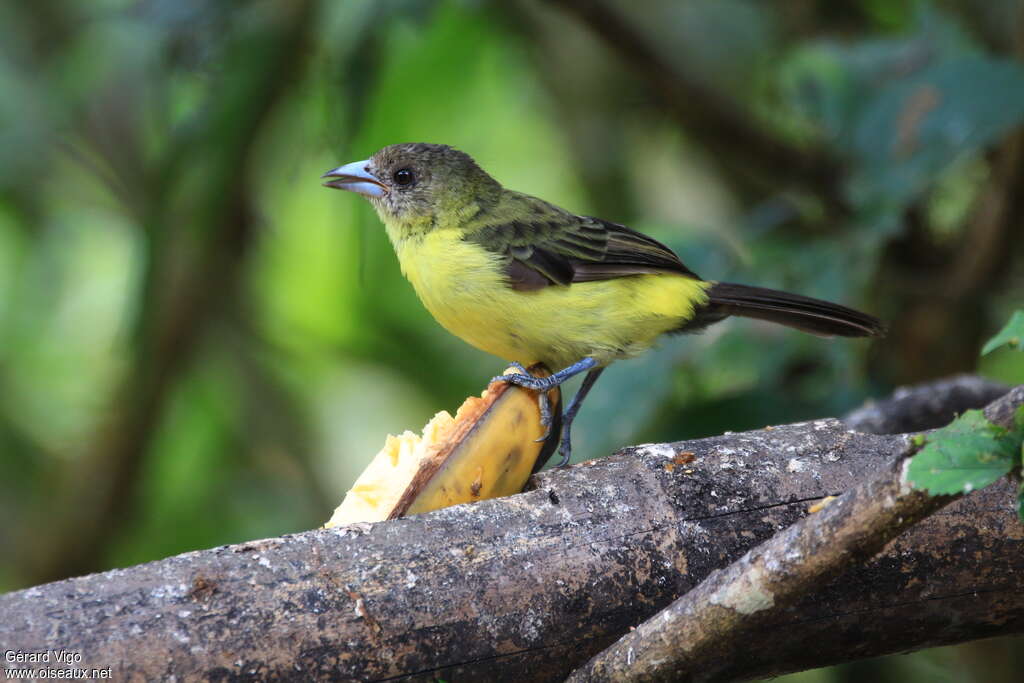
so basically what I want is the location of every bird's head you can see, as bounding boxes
[322,143,501,236]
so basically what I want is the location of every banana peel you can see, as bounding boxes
[324,364,561,526]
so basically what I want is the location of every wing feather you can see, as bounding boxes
[464,195,700,290]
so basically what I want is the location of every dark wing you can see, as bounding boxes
[465,202,700,291]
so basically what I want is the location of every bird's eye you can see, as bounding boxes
[393,168,415,187]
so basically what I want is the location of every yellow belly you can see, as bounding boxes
[394,230,711,370]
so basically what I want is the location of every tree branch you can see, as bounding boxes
[569,385,1023,682]
[842,373,1009,435]
[1,380,1021,681]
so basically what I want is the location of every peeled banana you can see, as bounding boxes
[325,364,560,526]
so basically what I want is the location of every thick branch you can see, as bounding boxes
[842,373,1009,434]
[1,381,1021,681]
[569,385,1023,682]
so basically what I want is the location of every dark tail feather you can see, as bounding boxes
[706,282,884,338]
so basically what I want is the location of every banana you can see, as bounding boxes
[325,364,560,526]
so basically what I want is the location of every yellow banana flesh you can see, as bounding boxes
[325,364,559,526]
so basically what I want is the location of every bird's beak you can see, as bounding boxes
[321,160,387,197]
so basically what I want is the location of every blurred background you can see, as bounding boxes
[1,0,1022,679]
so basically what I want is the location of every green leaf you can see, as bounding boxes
[982,310,1024,355]
[906,409,1020,496]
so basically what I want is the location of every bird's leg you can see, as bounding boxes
[556,367,605,467]
[491,358,606,465]
[494,362,555,433]
[491,357,598,392]
[491,358,599,441]
[536,389,554,437]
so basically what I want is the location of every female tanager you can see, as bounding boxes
[323,143,882,465]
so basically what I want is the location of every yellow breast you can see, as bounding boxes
[393,230,711,370]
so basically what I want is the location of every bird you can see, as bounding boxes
[322,143,883,467]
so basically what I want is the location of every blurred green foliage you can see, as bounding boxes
[1,0,1023,678]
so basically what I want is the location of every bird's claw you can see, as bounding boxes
[489,362,531,385]
[490,365,556,442]
[555,425,572,467]
[534,391,553,442]
[490,370,555,392]
[493,359,600,469]
[508,361,531,375]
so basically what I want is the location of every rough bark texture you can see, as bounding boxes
[1,381,1022,682]
[569,385,1024,682]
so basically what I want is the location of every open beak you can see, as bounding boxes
[321,160,387,198]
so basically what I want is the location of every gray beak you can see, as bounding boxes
[321,160,387,198]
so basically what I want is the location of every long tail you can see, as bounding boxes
[705,282,884,338]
